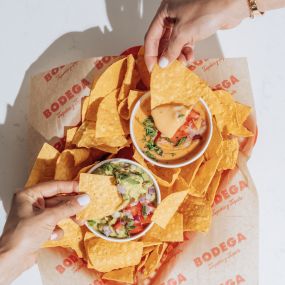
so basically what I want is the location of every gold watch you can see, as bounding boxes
[247,0,265,18]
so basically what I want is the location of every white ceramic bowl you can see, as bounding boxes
[130,93,213,169]
[85,158,161,243]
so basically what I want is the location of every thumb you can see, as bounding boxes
[44,194,90,224]
[158,25,187,68]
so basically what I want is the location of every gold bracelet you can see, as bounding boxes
[247,0,265,18]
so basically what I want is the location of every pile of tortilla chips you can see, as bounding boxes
[26,48,253,284]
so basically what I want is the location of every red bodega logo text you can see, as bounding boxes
[43,78,90,119]
[193,232,246,267]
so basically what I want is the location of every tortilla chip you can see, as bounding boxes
[151,61,207,109]
[73,162,98,181]
[65,126,78,149]
[235,102,252,125]
[143,242,162,248]
[189,155,222,197]
[118,55,137,102]
[144,213,183,242]
[73,121,127,149]
[77,173,122,220]
[136,46,150,89]
[217,139,239,171]
[143,243,168,277]
[81,96,89,122]
[102,266,135,284]
[85,57,127,121]
[152,191,188,228]
[83,231,98,268]
[214,90,253,137]
[128,90,145,115]
[205,119,223,160]
[118,97,129,120]
[137,253,150,271]
[206,171,222,205]
[43,219,84,258]
[133,150,180,187]
[180,156,204,185]
[25,143,59,187]
[179,198,212,232]
[54,148,91,181]
[86,239,143,272]
[95,89,125,138]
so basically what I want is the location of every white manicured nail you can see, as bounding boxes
[50,232,58,241]
[159,57,169,68]
[77,194,90,206]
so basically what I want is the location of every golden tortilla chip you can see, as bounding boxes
[180,156,204,185]
[128,90,145,115]
[25,143,59,187]
[73,121,127,149]
[102,266,135,284]
[205,119,223,160]
[136,46,150,89]
[179,198,212,232]
[118,55,137,102]
[206,171,222,205]
[190,155,222,197]
[133,150,180,187]
[143,242,162,247]
[214,90,253,137]
[144,213,183,242]
[152,191,188,228]
[65,126,78,149]
[235,102,252,125]
[151,61,207,109]
[86,239,143,272]
[85,57,127,121]
[43,219,84,258]
[143,246,159,257]
[118,97,129,120]
[217,139,239,171]
[137,253,150,271]
[81,96,89,122]
[73,162,98,181]
[54,148,91,181]
[95,89,125,138]
[143,243,168,277]
[77,173,122,220]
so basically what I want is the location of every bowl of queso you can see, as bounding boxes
[130,93,213,168]
[86,159,161,242]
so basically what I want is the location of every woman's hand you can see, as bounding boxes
[144,0,250,71]
[0,181,90,285]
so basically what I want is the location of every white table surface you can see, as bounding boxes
[1,0,285,284]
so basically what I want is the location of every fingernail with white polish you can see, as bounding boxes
[77,194,90,206]
[50,232,58,241]
[159,57,169,68]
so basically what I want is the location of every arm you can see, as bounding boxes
[0,181,90,285]
[259,0,285,11]
[144,0,285,71]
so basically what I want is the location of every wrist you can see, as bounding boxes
[0,243,33,284]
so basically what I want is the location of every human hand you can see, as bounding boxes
[144,0,250,71]
[0,181,90,284]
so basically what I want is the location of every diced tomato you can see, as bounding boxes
[188,109,200,120]
[114,221,123,231]
[127,203,142,217]
[141,214,152,225]
[154,131,161,143]
[129,224,144,235]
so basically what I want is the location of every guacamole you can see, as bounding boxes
[87,161,157,238]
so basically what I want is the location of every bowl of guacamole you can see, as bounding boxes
[85,158,161,242]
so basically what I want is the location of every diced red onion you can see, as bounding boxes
[117,184,126,194]
[148,186,156,194]
[130,201,138,207]
[112,211,121,219]
[103,226,112,237]
[124,210,134,220]
[146,193,153,201]
[139,196,146,203]
[145,205,155,215]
